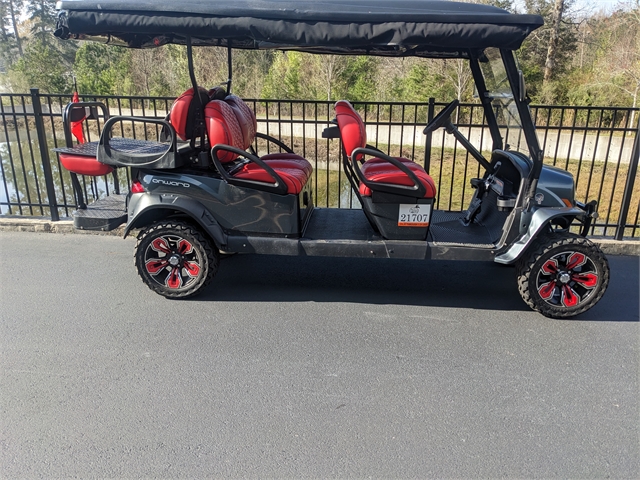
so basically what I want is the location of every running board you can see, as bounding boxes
[226,235,497,261]
[73,194,127,231]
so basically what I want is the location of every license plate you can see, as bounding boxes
[398,204,431,227]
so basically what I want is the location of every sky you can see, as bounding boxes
[514,0,624,14]
[572,0,624,13]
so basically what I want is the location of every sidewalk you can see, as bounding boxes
[2,215,638,256]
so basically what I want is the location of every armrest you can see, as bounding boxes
[62,101,109,148]
[322,126,341,139]
[364,144,384,154]
[350,147,427,198]
[255,132,294,154]
[98,116,177,167]
[210,144,288,195]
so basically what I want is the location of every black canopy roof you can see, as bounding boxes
[55,0,543,57]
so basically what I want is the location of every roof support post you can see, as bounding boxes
[227,43,233,93]
[186,36,199,93]
[501,49,543,207]
[500,50,541,166]
[185,37,206,148]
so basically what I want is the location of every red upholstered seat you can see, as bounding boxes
[224,94,257,150]
[260,153,314,177]
[205,98,312,194]
[359,159,437,198]
[59,153,114,176]
[223,95,312,176]
[334,100,436,199]
[170,87,211,141]
[364,157,414,166]
[56,99,114,177]
[233,162,310,195]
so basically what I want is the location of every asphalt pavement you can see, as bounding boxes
[1,231,638,478]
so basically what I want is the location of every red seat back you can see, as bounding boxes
[204,100,246,163]
[169,87,211,141]
[335,100,367,161]
[225,95,257,150]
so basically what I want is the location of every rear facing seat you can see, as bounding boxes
[57,88,312,197]
[57,101,114,177]
[206,96,313,195]
[57,86,213,177]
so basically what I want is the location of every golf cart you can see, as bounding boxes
[53,0,608,318]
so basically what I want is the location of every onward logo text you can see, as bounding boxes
[151,178,190,188]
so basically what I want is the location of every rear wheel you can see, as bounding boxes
[134,221,219,298]
[516,232,609,318]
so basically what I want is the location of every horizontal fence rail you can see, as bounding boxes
[1,89,638,239]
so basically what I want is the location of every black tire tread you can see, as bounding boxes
[134,220,219,299]
[516,232,609,318]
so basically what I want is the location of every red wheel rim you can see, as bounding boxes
[535,250,599,308]
[143,234,203,290]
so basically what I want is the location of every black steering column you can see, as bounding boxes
[423,99,494,173]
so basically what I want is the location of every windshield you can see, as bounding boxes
[480,47,528,155]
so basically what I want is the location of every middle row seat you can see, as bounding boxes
[205,96,312,195]
[334,100,436,199]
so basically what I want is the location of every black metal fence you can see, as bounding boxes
[1,89,639,239]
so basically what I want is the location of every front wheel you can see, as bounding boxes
[516,232,609,318]
[134,221,219,299]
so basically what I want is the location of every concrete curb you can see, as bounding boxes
[0,216,126,236]
[588,238,640,257]
[1,215,639,256]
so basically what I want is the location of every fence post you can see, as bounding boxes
[615,117,640,240]
[30,88,59,221]
[423,97,435,173]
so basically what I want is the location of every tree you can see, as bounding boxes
[443,59,474,102]
[585,2,640,124]
[544,0,566,83]
[340,56,378,102]
[10,41,69,92]
[231,50,273,98]
[313,54,347,101]
[0,1,13,66]
[0,2,8,43]
[519,0,579,102]
[2,0,24,57]
[401,59,473,103]
[74,43,132,95]
[262,51,313,99]
[26,0,56,47]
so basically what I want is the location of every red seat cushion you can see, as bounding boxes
[205,98,313,194]
[261,153,313,176]
[234,161,311,195]
[363,156,414,167]
[59,154,114,176]
[359,158,437,198]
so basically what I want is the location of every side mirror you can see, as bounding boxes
[518,70,527,102]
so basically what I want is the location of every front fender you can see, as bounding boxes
[494,206,585,264]
[124,193,227,249]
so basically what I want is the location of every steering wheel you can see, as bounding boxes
[423,99,459,134]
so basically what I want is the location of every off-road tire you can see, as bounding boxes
[516,232,609,318]
[134,220,219,299]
